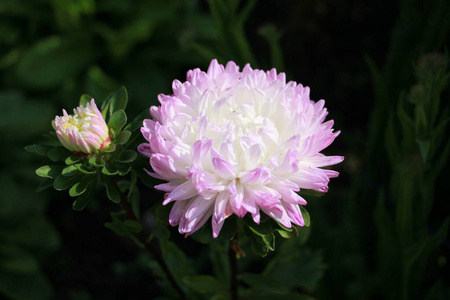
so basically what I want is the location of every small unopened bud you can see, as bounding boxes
[54,99,111,154]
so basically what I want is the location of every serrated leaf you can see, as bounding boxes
[115,130,131,145]
[182,275,228,294]
[118,150,137,163]
[61,165,78,177]
[238,273,289,294]
[110,86,128,114]
[35,165,63,179]
[53,174,82,191]
[108,109,127,132]
[47,147,70,162]
[79,94,92,107]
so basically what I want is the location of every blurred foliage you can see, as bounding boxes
[2,0,449,299]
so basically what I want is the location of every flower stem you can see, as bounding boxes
[228,236,239,300]
[113,179,187,299]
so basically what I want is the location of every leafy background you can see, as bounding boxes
[1,0,449,299]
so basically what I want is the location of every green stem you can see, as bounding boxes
[113,179,187,299]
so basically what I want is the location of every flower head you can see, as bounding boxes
[139,59,343,237]
[55,99,111,154]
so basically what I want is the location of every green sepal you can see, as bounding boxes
[53,174,82,191]
[88,157,105,167]
[36,165,63,179]
[108,109,127,132]
[79,94,93,107]
[182,275,228,294]
[72,179,96,211]
[118,150,137,163]
[69,176,94,197]
[115,130,131,145]
[47,147,70,162]
[109,86,128,115]
[101,143,116,153]
[61,165,79,177]
[65,155,82,165]
[243,225,274,257]
[238,273,289,294]
[298,189,324,198]
[25,144,51,156]
[244,217,273,237]
[36,178,54,192]
[300,206,310,227]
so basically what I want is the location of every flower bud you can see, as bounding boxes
[54,99,111,154]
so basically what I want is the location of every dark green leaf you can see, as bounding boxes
[153,221,171,240]
[118,150,137,163]
[115,130,131,145]
[102,164,119,176]
[35,165,63,179]
[103,178,121,203]
[238,273,289,294]
[110,86,128,114]
[65,155,82,165]
[88,157,106,167]
[53,174,82,191]
[0,244,39,274]
[104,222,130,237]
[25,144,51,156]
[69,176,94,197]
[108,109,127,132]
[61,165,79,177]
[36,179,54,192]
[75,164,96,175]
[275,224,299,239]
[72,179,95,210]
[123,220,142,233]
[155,204,172,225]
[182,275,228,294]
[47,147,70,162]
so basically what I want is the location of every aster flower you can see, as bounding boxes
[139,59,343,238]
[55,99,111,154]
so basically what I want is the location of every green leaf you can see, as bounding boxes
[104,222,130,237]
[110,86,128,114]
[108,109,127,132]
[47,147,70,162]
[300,206,310,227]
[36,179,54,192]
[155,204,172,225]
[75,164,96,175]
[79,94,92,107]
[118,150,137,163]
[72,179,96,210]
[61,165,78,177]
[102,164,119,176]
[246,218,273,237]
[123,220,142,233]
[69,176,94,197]
[88,157,105,167]
[35,165,63,179]
[182,275,228,294]
[298,189,324,198]
[65,155,82,165]
[25,144,51,156]
[53,174,82,191]
[103,178,121,203]
[152,221,171,240]
[115,130,131,145]
[238,273,289,294]
[275,224,299,239]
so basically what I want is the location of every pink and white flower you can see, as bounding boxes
[139,59,343,237]
[55,99,111,154]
